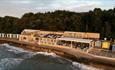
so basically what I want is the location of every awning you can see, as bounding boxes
[57,37,93,43]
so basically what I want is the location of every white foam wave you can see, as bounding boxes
[36,52,57,57]
[1,43,29,54]
[0,43,58,58]
[72,62,103,70]
[0,58,23,70]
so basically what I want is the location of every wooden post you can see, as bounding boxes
[71,41,73,48]
[39,37,41,45]
[0,33,1,37]
[3,33,4,38]
[9,34,11,38]
[46,38,47,44]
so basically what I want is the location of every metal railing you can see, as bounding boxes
[0,33,20,40]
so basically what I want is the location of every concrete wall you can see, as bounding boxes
[63,31,100,39]
[32,37,57,46]
[19,35,32,42]
[85,33,100,39]
[39,30,63,35]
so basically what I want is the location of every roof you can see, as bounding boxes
[21,29,39,35]
[23,29,39,32]
[57,37,93,43]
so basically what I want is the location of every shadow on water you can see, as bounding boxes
[11,54,78,70]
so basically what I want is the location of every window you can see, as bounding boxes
[35,38,39,40]
[23,37,26,40]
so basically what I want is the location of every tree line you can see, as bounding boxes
[0,8,115,39]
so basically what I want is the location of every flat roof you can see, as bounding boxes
[57,37,93,43]
[23,29,39,33]
[21,29,39,35]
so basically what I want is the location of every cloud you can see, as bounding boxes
[69,1,100,12]
[11,0,32,4]
[0,0,114,17]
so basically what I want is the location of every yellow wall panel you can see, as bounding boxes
[102,42,110,49]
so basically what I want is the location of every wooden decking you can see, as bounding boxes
[0,38,115,67]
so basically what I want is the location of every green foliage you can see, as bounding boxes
[0,8,115,39]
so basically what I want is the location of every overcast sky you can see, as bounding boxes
[0,0,114,17]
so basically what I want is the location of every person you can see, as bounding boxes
[104,37,107,40]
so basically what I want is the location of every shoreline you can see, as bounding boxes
[0,38,115,69]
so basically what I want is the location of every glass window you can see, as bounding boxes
[35,38,39,40]
[23,37,26,40]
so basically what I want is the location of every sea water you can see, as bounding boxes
[0,43,110,70]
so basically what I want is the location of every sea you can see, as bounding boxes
[0,43,113,70]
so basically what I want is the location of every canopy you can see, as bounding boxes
[57,37,93,43]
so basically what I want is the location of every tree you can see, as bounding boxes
[0,8,115,39]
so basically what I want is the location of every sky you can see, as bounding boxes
[0,0,114,17]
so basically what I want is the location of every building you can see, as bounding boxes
[57,37,94,49]
[19,29,100,51]
[19,29,39,42]
[63,31,100,40]
[33,30,63,45]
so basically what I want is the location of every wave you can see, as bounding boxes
[1,43,30,53]
[0,43,58,58]
[36,52,57,57]
[0,58,23,70]
[72,62,103,70]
